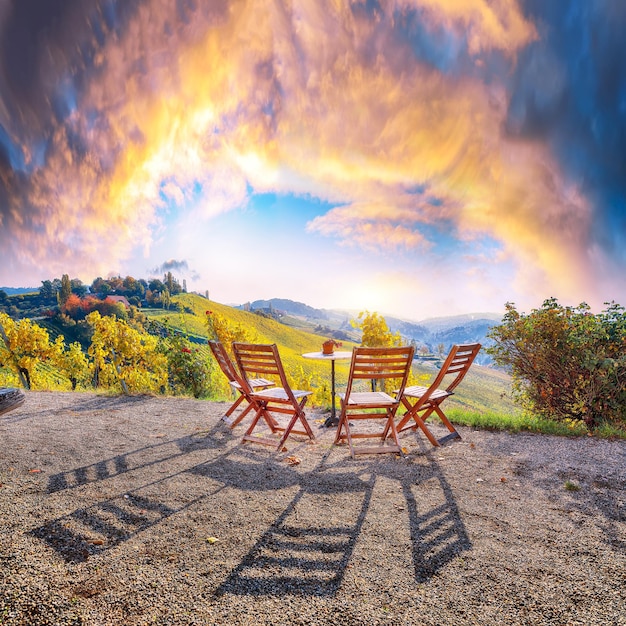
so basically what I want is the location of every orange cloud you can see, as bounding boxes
[1,0,596,307]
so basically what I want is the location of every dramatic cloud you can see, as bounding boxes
[0,0,624,314]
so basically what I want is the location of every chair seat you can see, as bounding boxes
[339,391,397,406]
[231,377,274,391]
[252,387,312,402]
[401,386,451,401]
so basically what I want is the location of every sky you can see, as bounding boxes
[1,0,625,321]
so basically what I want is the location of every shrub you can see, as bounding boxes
[158,331,211,398]
[487,299,626,428]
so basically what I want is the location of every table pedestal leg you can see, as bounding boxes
[324,359,339,427]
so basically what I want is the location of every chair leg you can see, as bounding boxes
[385,410,403,453]
[224,393,245,419]
[345,418,356,459]
[399,399,462,447]
[396,396,418,432]
[333,408,351,450]
[224,400,253,429]
[433,405,461,442]
[396,399,441,447]
[410,412,440,447]
[276,399,314,450]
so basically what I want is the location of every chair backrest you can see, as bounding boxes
[208,340,249,390]
[430,343,481,394]
[208,340,236,381]
[232,343,295,401]
[345,346,415,399]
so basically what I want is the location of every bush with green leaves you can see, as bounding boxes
[487,299,626,429]
[158,327,211,399]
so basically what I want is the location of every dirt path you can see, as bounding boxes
[0,391,624,625]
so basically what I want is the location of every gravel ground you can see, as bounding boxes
[0,391,625,625]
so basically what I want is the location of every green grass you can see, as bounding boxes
[564,480,581,491]
[445,408,626,439]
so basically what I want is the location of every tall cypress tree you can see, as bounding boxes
[59,274,72,307]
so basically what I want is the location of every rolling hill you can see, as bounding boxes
[148,293,518,416]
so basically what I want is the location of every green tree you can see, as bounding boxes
[158,327,210,398]
[59,274,72,308]
[165,272,173,294]
[39,280,57,300]
[70,278,88,297]
[91,277,111,296]
[487,299,626,428]
[162,287,171,310]
[149,278,165,293]
[123,275,145,298]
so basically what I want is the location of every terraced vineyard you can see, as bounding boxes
[1,292,518,416]
[144,293,519,415]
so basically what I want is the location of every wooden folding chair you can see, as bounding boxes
[208,340,275,429]
[232,342,314,450]
[396,343,481,446]
[334,346,415,458]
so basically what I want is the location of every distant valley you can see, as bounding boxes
[241,298,502,365]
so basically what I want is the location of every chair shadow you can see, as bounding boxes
[213,448,471,596]
[30,450,242,563]
[401,463,471,583]
[211,460,375,598]
[31,433,471,588]
[46,420,231,493]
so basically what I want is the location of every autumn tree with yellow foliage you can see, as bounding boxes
[86,311,168,394]
[351,311,402,347]
[0,312,62,389]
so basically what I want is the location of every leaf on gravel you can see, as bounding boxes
[285,455,301,466]
[87,539,105,546]
[206,537,219,544]
[500,477,507,482]
[28,468,43,474]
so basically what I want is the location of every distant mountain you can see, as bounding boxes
[237,298,503,365]
[387,313,502,365]
[0,286,39,295]
[245,298,329,320]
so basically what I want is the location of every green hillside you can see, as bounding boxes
[146,293,518,415]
